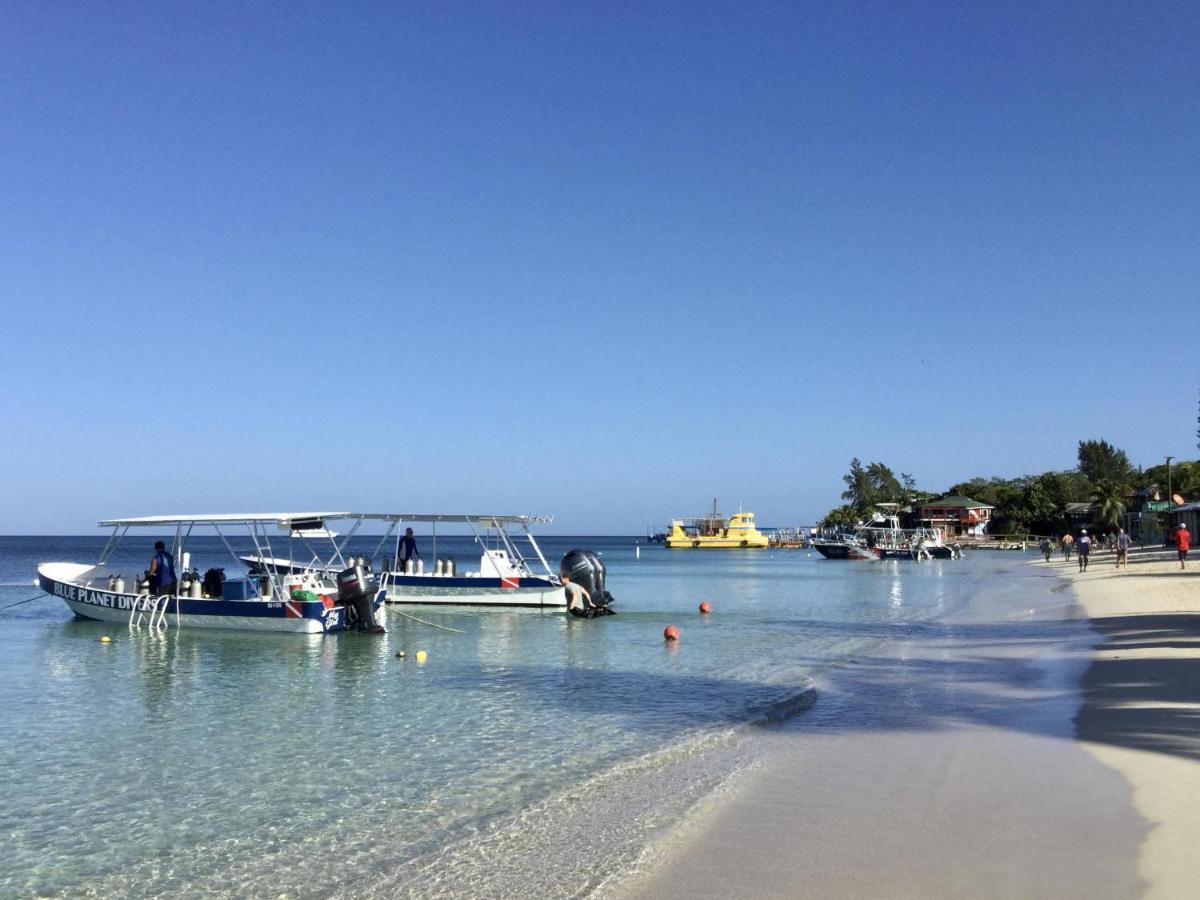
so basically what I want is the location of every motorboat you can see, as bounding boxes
[36,513,386,634]
[243,513,566,609]
[813,507,961,560]
[664,500,769,549]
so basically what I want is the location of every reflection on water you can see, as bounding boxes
[0,535,1011,897]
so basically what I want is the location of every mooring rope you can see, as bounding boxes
[0,593,46,612]
[389,608,466,634]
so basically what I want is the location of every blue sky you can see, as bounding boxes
[1,1,1197,533]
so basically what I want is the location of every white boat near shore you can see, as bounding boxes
[38,513,385,634]
[243,513,566,609]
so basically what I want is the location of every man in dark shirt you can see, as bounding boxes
[397,528,421,573]
[1077,529,1091,572]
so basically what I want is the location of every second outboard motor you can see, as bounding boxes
[337,563,384,633]
[559,549,616,618]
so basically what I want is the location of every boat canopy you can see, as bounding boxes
[98,513,354,528]
[98,512,548,528]
[351,513,551,525]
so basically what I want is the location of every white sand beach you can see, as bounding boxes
[612,548,1200,899]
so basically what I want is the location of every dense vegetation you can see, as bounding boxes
[822,439,1200,536]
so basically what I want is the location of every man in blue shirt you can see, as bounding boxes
[149,541,177,596]
[396,528,421,573]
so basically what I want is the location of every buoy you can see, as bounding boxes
[99,636,112,644]
[699,602,711,614]
[395,651,406,658]
[664,625,679,641]
[415,650,427,663]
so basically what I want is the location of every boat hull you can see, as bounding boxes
[37,563,372,634]
[664,537,769,549]
[381,573,565,608]
[812,542,877,561]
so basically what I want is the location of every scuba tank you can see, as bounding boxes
[115,575,125,594]
[107,574,116,591]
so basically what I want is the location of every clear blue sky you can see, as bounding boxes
[2,1,1197,534]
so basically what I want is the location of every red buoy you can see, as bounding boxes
[699,602,711,615]
[664,625,679,641]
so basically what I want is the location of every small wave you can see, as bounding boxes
[345,685,818,899]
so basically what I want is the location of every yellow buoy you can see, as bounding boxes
[99,636,112,644]
[415,650,427,663]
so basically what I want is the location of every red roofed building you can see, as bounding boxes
[918,495,994,538]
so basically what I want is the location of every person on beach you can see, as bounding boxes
[1039,537,1053,562]
[561,573,595,613]
[1062,533,1074,560]
[1077,529,1091,572]
[396,527,421,572]
[148,540,177,596]
[1177,523,1190,569]
[1116,528,1131,568]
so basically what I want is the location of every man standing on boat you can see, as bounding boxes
[396,527,421,573]
[148,541,177,596]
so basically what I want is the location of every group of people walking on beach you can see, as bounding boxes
[1040,522,1190,572]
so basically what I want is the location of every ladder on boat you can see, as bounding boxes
[129,593,172,629]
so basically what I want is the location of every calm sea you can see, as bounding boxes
[0,534,1029,897]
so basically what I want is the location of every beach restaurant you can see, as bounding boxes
[917,495,994,538]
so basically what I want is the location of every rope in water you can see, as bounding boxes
[0,592,46,612]
[388,608,466,634]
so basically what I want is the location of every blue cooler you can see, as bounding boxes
[221,579,254,601]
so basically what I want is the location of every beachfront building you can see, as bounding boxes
[1170,502,1200,540]
[1065,502,1096,529]
[917,495,994,539]
[1124,484,1168,545]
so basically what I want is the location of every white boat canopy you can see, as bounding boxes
[99,513,353,528]
[94,512,558,582]
[351,513,551,525]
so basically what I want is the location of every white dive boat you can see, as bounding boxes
[813,508,962,561]
[37,513,387,634]
[242,513,566,609]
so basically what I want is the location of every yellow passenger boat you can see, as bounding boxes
[664,502,769,549]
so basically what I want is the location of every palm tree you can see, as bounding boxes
[1091,479,1126,530]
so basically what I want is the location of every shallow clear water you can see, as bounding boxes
[1,535,1015,897]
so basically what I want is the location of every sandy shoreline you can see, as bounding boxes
[1054,544,1200,898]
[610,549,1199,899]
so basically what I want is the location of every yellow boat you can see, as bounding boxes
[664,503,769,549]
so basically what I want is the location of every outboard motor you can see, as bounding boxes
[559,549,616,618]
[337,563,384,633]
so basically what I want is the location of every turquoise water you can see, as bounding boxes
[1,535,999,897]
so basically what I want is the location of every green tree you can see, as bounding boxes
[841,458,876,515]
[1091,479,1127,529]
[866,462,902,503]
[1078,439,1133,487]
[821,505,859,528]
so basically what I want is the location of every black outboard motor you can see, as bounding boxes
[337,563,384,633]
[559,549,616,618]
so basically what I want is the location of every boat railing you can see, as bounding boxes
[129,593,172,629]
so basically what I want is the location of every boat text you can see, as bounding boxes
[53,581,135,611]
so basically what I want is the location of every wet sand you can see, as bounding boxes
[610,551,1200,899]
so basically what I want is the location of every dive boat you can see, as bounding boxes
[37,513,386,634]
[243,513,566,609]
[813,507,961,560]
[664,501,769,549]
